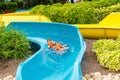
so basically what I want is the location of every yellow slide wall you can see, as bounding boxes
[74,12,120,39]
[1,11,120,39]
[0,12,51,26]
[99,12,120,26]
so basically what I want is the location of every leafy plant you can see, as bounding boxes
[0,28,31,59]
[0,2,17,13]
[94,3,120,23]
[30,0,120,24]
[30,2,95,24]
[93,36,120,71]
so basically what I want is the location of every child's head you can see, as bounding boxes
[47,39,51,42]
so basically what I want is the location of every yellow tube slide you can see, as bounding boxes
[0,12,51,26]
[74,12,120,39]
[1,11,120,39]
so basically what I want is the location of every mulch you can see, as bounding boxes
[0,59,24,79]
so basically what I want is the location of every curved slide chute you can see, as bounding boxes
[6,22,86,80]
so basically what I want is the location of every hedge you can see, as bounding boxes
[30,0,120,24]
[30,2,95,24]
[0,2,17,14]
[95,3,120,23]
[93,36,120,71]
[0,27,31,59]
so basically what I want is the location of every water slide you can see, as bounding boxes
[2,11,120,80]
[6,22,86,80]
[74,12,120,39]
[0,11,51,26]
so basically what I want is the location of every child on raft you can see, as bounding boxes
[47,39,55,49]
[47,39,69,52]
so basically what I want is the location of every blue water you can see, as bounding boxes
[20,36,81,80]
[40,35,80,71]
[28,34,79,69]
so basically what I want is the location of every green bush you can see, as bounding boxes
[17,1,24,9]
[85,0,120,5]
[30,2,95,24]
[0,28,31,59]
[93,36,120,71]
[22,0,67,8]
[94,7,112,23]
[91,0,120,8]
[94,3,120,23]
[30,0,120,24]
[0,2,17,13]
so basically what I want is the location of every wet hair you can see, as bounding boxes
[47,38,51,42]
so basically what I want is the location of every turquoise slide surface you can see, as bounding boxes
[6,22,86,80]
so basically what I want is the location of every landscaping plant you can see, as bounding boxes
[0,27,31,59]
[94,3,120,23]
[30,0,120,24]
[30,2,95,24]
[93,36,120,71]
[0,2,17,13]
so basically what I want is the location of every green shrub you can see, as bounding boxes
[30,0,120,24]
[85,0,120,6]
[94,3,120,23]
[91,0,120,8]
[30,2,95,24]
[52,3,63,6]
[0,2,17,13]
[93,36,120,71]
[0,28,31,59]
[0,24,5,33]
[17,1,24,9]
[94,7,112,23]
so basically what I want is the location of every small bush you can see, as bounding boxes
[93,36,120,71]
[94,3,120,23]
[30,0,120,24]
[0,2,17,13]
[91,0,120,8]
[30,2,95,24]
[0,28,31,59]
[17,1,24,9]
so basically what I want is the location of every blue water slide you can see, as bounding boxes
[6,22,86,80]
